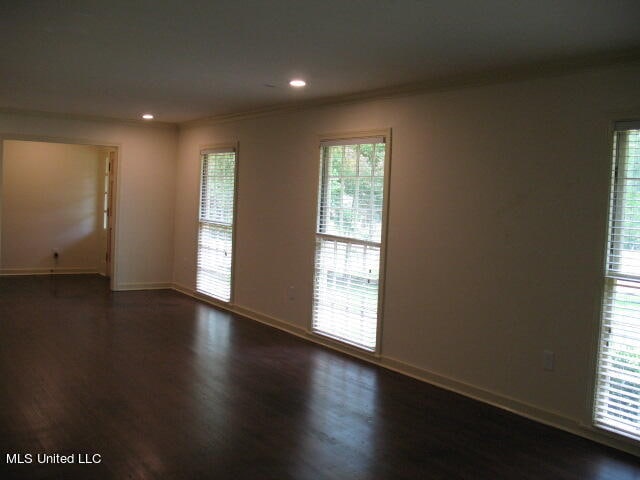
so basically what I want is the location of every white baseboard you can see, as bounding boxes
[0,267,99,276]
[172,283,229,307]
[114,282,173,291]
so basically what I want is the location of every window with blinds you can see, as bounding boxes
[313,136,388,351]
[595,121,640,440]
[197,147,237,302]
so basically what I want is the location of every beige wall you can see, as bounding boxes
[0,113,178,288]
[1,141,104,272]
[174,62,640,448]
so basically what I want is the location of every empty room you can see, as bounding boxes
[1,1,640,478]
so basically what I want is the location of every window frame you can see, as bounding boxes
[593,120,640,442]
[310,129,392,354]
[195,143,239,304]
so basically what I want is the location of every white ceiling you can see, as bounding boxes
[1,0,639,123]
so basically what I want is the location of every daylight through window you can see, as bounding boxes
[312,136,389,351]
[196,147,237,302]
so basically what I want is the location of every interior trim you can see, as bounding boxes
[0,268,99,275]
[182,50,640,128]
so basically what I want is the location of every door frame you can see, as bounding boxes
[104,149,117,279]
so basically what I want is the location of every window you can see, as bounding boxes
[197,147,237,302]
[312,135,389,351]
[594,121,640,440]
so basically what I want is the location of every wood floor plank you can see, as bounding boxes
[0,274,638,479]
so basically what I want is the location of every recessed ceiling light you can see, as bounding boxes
[141,113,154,120]
[289,79,306,88]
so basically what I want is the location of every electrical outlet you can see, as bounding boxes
[53,250,59,260]
[287,285,295,301]
[543,350,554,371]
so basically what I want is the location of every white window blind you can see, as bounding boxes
[594,125,640,440]
[313,138,388,351]
[197,148,237,302]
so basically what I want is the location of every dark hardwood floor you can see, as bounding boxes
[0,274,638,479]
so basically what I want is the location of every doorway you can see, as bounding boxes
[0,139,118,287]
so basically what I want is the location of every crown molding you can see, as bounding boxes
[1,49,638,130]
[0,106,178,130]
[181,48,640,129]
